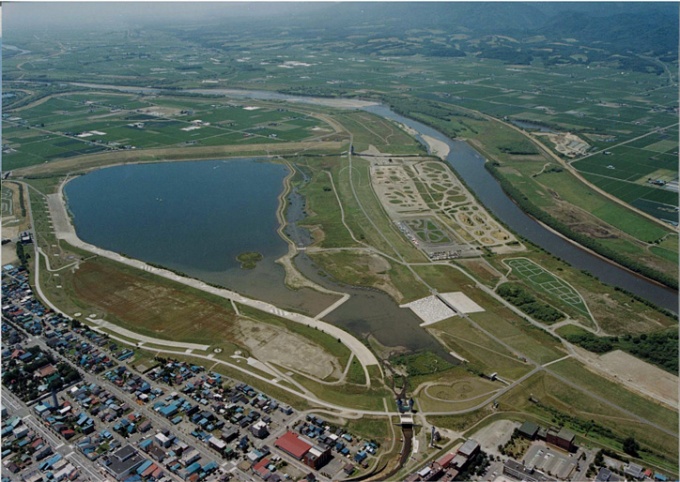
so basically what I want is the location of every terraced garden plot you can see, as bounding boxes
[404,218,452,244]
[413,160,518,249]
[503,257,590,318]
[1,186,15,218]
[372,164,429,214]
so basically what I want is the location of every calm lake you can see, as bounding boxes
[69,84,677,314]
[64,159,338,314]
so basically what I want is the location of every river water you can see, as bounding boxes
[63,84,677,348]
[363,105,678,313]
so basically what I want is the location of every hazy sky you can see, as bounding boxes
[2,2,329,33]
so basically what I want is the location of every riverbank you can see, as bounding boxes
[45,176,381,372]
[274,160,346,300]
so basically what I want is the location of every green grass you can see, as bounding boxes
[429,319,533,380]
[547,358,678,430]
[343,416,393,444]
[650,245,679,264]
[498,371,678,470]
[468,309,565,365]
[290,373,390,411]
[346,357,367,385]
[297,165,360,248]
[427,405,495,432]
[235,251,263,270]
[391,350,455,378]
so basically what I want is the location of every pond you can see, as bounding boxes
[64,158,338,314]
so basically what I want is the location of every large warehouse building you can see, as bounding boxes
[274,431,331,470]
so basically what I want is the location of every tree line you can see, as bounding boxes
[497,283,565,324]
[565,328,678,375]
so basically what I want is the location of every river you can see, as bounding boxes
[363,105,678,313]
[63,83,678,314]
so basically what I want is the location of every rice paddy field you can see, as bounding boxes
[2,15,677,475]
[2,91,335,170]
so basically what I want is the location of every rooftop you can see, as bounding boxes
[275,431,311,459]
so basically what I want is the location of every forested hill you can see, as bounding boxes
[304,2,678,57]
[220,2,677,63]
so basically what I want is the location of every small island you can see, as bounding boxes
[236,251,263,270]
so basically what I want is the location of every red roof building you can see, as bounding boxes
[35,364,58,378]
[275,432,312,460]
[437,453,456,469]
[252,457,271,478]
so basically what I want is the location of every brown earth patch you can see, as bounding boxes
[582,292,669,334]
[569,223,617,239]
[546,205,618,239]
[72,260,239,345]
[234,318,341,380]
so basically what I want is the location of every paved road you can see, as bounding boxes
[13,90,677,443]
[38,182,380,372]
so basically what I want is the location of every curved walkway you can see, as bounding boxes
[45,182,380,371]
[86,316,210,351]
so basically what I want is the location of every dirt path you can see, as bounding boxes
[489,111,677,233]
[43,177,381,372]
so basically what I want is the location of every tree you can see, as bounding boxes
[622,437,640,457]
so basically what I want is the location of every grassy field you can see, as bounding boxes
[308,250,403,301]
[3,91,336,171]
[429,318,533,381]
[498,371,678,471]
[547,358,677,430]
[296,161,359,248]
[346,357,367,385]
[290,373,391,411]
[469,309,565,365]
[333,111,426,155]
[416,368,502,413]
[490,249,677,335]
[427,405,496,432]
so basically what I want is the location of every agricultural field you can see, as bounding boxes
[2,91,336,170]
[572,135,679,224]
[2,5,677,478]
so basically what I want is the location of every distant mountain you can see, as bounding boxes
[169,2,678,63]
[538,7,678,55]
[276,2,678,55]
